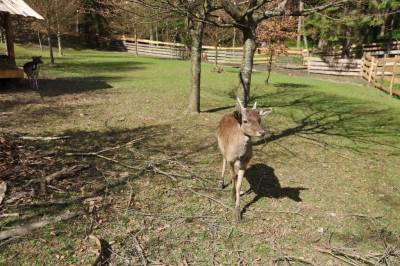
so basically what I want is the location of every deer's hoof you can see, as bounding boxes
[219,181,225,190]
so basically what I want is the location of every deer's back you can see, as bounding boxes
[217,113,252,163]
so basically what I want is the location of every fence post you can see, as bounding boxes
[360,53,365,77]
[368,56,375,83]
[389,57,398,96]
[381,54,387,86]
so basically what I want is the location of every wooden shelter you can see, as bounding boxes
[0,0,43,79]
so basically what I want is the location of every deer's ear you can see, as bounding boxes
[233,111,242,124]
[259,108,272,117]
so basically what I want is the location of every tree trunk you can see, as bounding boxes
[38,31,42,51]
[57,31,63,56]
[341,27,351,58]
[76,10,79,34]
[188,21,205,113]
[239,27,257,107]
[297,1,303,48]
[265,49,274,84]
[47,27,55,65]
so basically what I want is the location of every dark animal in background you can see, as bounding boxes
[23,56,43,90]
[217,98,272,222]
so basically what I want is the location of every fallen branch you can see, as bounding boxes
[344,213,383,219]
[249,208,305,217]
[67,152,185,182]
[0,210,83,241]
[187,187,232,210]
[0,213,19,218]
[20,136,70,141]
[128,208,215,220]
[42,165,88,184]
[316,247,381,265]
[315,247,358,266]
[37,165,88,193]
[273,255,316,266]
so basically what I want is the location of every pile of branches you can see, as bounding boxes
[0,133,58,182]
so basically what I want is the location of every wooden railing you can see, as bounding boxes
[361,54,400,96]
[307,57,362,76]
[121,37,307,66]
[122,37,188,59]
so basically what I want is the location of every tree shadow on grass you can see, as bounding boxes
[273,82,313,89]
[203,105,235,113]
[242,163,307,215]
[251,87,400,153]
[37,77,114,97]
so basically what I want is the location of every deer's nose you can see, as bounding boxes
[258,130,266,137]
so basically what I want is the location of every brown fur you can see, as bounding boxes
[217,100,272,222]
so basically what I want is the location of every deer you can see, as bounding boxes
[217,97,272,222]
[23,56,43,90]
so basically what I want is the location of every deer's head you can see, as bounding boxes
[234,98,272,137]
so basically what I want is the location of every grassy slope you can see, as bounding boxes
[1,45,399,265]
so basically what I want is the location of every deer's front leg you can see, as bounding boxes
[229,162,236,202]
[235,169,245,223]
[220,158,226,189]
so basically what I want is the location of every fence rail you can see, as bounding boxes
[307,57,362,76]
[361,54,400,96]
[121,37,306,66]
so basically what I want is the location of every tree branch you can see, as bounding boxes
[256,0,350,22]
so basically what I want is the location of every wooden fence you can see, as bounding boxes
[307,57,362,76]
[121,37,307,66]
[361,54,400,96]
[123,37,188,59]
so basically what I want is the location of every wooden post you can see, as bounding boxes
[373,58,379,87]
[389,57,398,96]
[4,13,15,65]
[381,54,387,85]
[368,56,375,83]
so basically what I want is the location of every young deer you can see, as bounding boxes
[217,98,272,222]
[23,56,43,90]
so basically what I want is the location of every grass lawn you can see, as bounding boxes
[1,45,400,265]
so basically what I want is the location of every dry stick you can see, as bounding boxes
[95,137,145,154]
[187,187,232,211]
[19,136,70,141]
[249,208,305,217]
[273,256,316,266]
[66,152,181,182]
[0,210,83,241]
[128,208,215,220]
[37,165,88,193]
[344,214,383,219]
[316,248,359,266]
[42,165,88,184]
[316,247,376,265]
[0,213,19,218]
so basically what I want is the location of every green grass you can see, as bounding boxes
[1,44,400,265]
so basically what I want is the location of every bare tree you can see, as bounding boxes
[214,0,348,106]
[27,0,78,63]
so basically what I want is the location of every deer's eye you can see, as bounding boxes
[243,120,248,124]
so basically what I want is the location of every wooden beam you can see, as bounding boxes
[4,13,15,64]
